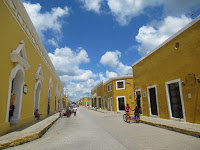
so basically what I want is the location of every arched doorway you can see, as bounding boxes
[47,89,51,115]
[34,81,41,113]
[55,96,57,112]
[8,67,24,125]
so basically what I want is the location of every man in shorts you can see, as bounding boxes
[134,106,140,123]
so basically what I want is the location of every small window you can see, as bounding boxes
[107,84,110,92]
[110,83,112,91]
[116,80,125,90]
[175,42,179,49]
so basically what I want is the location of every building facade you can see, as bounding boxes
[104,75,135,112]
[0,0,65,135]
[91,75,135,112]
[132,15,200,124]
[91,81,103,109]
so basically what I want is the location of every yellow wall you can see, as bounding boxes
[103,77,135,112]
[0,0,64,135]
[97,83,103,109]
[132,17,200,124]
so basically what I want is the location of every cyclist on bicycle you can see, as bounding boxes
[125,103,134,120]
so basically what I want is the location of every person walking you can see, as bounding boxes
[134,106,140,123]
[73,106,77,116]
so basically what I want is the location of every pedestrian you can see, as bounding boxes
[73,106,77,116]
[66,107,71,117]
[136,92,142,114]
[34,109,42,120]
[134,106,140,123]
[61,109,66,117]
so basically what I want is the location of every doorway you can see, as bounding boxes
[47,89,51,115]
[34,81,41,114]
[147,86,158,116]
[55,96,57,112]
[99,97,101,108]
[94,98,97,107]
[135,89,143,115]
[9,69,24,125]
[117,96,125,111]
[110,97,113,111]
[108,98,110,111]
[166,79,185,119]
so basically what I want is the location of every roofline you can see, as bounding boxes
[104,75,133,85]
[91,80,103,92]
[8,0,63,87]
[132,15,200,67]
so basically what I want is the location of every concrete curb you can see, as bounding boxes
[140,120,200,138]
[0,117,59,149]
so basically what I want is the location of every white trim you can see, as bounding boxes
[35,64,44,81]
[110,97,113,111]
[3,0,63,86]
[33,80,42,114]
[104,75,133,85]
[49,76,53,88]
[147,85,159,117]
[91,81,103,92]
[116,96,126,112]
[10,40,30,70]
[165,79,186,121]
[132,15,200,67]
[116,80,125,90]
[6,64,25,122]
[108,97,110,110]
[135,89,143,116]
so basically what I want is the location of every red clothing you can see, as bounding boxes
[125,105,131,112]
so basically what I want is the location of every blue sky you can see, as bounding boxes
[23,0,200,102]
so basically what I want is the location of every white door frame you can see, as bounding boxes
[165,78,186,121]
[135,89,143,116]
[6,64,25,122]
[147,85,159,117]
[33,80,42,114]
[111,97,113,111]
[116,96,126,112]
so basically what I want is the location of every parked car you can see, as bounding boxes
[76,105,79,107]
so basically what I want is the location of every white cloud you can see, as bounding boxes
[107,0,161,26]
[80,0,103,13]
[136,15,192,56]
[100,50,121,68]
[49,46,99,102]
[47,38,59,47]
[106,70,118,79]
[49,47,90,76]
[100,50,132,76]
[23,2,69,40]
[106,0,200,26]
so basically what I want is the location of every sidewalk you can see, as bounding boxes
[87,107,200,138]
[0,113,59,149]
[140,116,200,138]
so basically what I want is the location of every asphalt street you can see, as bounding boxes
[8,107,200,150]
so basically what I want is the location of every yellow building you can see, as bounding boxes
[132,16,200,124]
[0,0,65,135]
[91,81,103,109]
[79,97,92,107]
[91,75,135,112]
[103,75,135,112]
